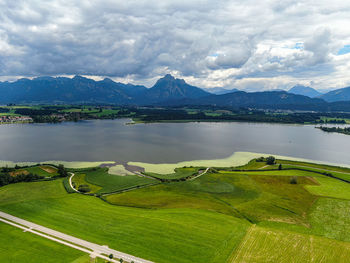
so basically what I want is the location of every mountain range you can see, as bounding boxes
[1,74,350,111]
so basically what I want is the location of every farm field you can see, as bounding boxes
[0,222,86,263]
[230,226,350,263]
[1,157,350,262]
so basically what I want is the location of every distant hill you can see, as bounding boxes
[288,85,322,98]
[0,76,147,104]
[140,74,210,103]
[320,87,350,102]
[164,90,327,109]
[0,74,210,105]
[205,87,239,95]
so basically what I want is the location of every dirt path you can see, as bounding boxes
[68,172,80,193]
[188,167,210,181]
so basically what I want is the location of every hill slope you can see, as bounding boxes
[289,85,322,98]
[165,90,327,109]
[0,76,147,104]
[320,87,350,102]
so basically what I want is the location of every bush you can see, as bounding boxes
[290,176,298,184]
[256,157,265,162]
[78,184,91,193]
[266,156,276,165]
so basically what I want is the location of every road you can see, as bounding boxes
[0,210,154,263]
[68,172,80,193]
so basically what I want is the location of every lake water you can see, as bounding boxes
[0,119,349,164]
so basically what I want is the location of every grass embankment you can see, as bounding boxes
[0,179,249,263]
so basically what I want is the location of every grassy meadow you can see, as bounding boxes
[2,157,350,262]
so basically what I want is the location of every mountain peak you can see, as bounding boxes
[163,74,175,80]
[288,85,322,98]
[102,77,115,84]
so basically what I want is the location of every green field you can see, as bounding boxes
[0,222,87,263]
[2,157,350,262]
[144,167,203,180]
[0,180,249,263]
[82,167,157,194]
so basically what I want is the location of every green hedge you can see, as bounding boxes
[62,177,76,193]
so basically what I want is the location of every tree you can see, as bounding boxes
[109,254,114,260]
[58,164,68,177]
[120,259,123,263]
[266,156,275,165]
[278,164,282,170]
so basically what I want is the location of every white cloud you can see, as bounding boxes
[0,0,350,91]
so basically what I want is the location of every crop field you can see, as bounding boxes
[309,198,350,242]
[1,157,350,262]
[230,226,350,263]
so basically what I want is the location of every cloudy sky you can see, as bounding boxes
[0,0,350,91]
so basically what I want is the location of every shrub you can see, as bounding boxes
[290,176,298,184]
[78,184,91,193]
[256,157,265,162]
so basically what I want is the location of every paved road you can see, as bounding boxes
[0,210,154,263]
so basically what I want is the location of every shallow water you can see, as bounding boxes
[0,119,349,164]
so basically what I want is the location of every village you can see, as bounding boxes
[0,115,33,124]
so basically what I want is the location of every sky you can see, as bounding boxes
[0,0,350,91]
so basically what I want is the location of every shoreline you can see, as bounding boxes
[1,151,350,172]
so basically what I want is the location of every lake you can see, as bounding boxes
[0,119,349,164]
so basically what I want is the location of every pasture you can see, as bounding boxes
[2,157,350,262]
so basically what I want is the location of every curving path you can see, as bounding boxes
[68,172,80,193]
